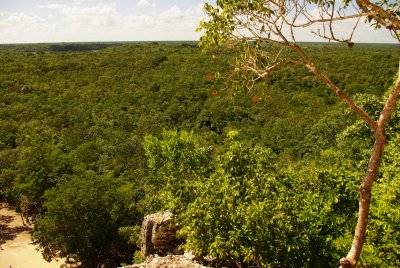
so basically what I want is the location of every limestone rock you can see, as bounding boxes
[145,255,207,268]
[140,211,183,257]
[124,254,208,268]
[127,264,145,268]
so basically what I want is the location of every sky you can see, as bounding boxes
[0,0,397,44]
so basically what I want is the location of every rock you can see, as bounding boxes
[20,85,32,93]
[140,211,183,257]
[125,254,208,268]
[145,255,207,268]
[126,264,145,268]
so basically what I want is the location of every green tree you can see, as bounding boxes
[140,130,212,213]
[33,171,133,267]
[180,141,361,267]
[0,41,398,267]
[198,1,400,267]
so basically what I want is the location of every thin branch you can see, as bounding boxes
[293,12,364,27]
[356,0,400,30]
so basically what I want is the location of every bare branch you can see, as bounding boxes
[294,13,367,28]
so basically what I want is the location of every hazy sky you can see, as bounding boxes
[0,0,397,44]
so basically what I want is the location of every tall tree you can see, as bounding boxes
[198,0,400,267]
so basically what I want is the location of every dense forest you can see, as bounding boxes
[0,42,399,267]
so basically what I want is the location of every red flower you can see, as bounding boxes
[211,90,218,96]
[207,73,214,79]
[252,95,261,104]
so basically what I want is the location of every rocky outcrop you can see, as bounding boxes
[126,253,208,268]
[145,254,207,268]
[140,211,183,257]
[126,212,208,268]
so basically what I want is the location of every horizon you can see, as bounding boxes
[0,40,398,46]
[1,0,398,45]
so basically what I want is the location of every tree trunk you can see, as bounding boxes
[304,57,400,267]
[339,129,386,268]
[340,74,400,267]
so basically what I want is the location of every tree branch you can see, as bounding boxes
[340,64,400,268]
[291,45,378,130]
[356,0,400,30]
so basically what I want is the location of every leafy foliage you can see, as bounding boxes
[140,130,212,213]
[33,171,135,267]
[0,42,398,267]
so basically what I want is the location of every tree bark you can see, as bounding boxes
[300,55,400,268]
[340,75,400,268]
[339,129,386,268]
[300,54,400,268]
